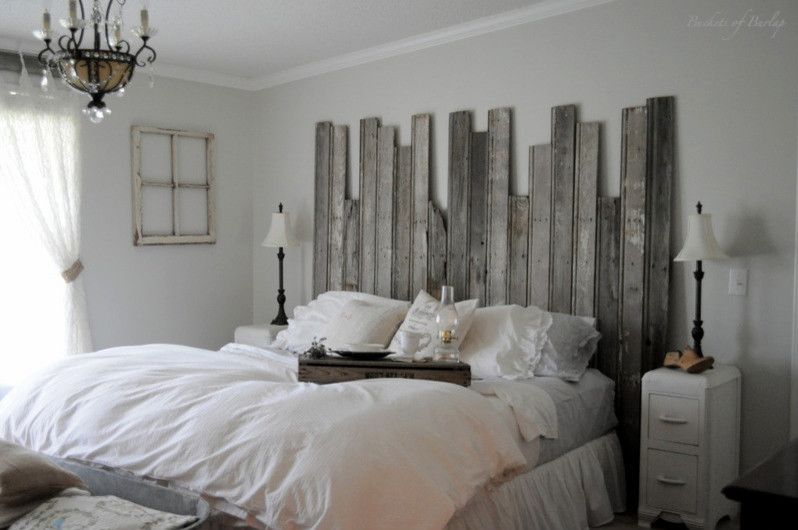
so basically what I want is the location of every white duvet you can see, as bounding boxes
[0,344,556,530]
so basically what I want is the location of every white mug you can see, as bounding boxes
[395,330,429,355]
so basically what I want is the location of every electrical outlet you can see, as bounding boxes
[728,268,748,296]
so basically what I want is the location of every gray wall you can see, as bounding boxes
[252,0,798,470]
[81,77,254,350]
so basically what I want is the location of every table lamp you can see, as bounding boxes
[262,203,297,326]
[674,202,728,357]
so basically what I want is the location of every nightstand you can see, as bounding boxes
[638,365,741,529]
[233,324,287,349]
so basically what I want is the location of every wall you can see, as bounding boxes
[81,77,254,350]
[252,0,798,470]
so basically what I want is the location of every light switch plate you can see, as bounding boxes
[728,268,748,296]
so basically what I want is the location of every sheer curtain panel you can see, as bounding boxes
[0,94,92,356]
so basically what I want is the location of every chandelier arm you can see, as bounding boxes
[57,34,71,53]
[103,0,114,51]
[38,40,55,66]
[133,39,157,67]
[74,0,87,49]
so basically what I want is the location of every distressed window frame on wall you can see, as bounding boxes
[131,126,216,246]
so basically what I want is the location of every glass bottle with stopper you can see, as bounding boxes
[433,286,460,362]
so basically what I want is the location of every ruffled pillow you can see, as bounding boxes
[460,305,552,379]
[272,291,410,353]
[533,312,601,382]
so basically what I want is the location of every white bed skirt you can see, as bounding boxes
[447,432,626,530]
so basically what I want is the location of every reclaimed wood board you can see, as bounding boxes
[643,96,674,373]
[427,202,447,299]
[411,114,431,298]
[376,126,396,298]
[595,197,621,391]
[528,144,552,309]
[448,111,471,300]
[359,117,380,294]
[508,196,530,306]
[343,199,360,291]
[549,105,577,313]
[573,122,599,317]
[328,125,348,291]
[468,131,489,305]
[619,105,648,510]
[486,108,511,306]
[313,122,333,296]
[298,357,471,387]
[392,146,413,300]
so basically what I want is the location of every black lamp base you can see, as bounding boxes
[271,246,288,326]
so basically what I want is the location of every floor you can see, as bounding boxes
[593,513,739,529]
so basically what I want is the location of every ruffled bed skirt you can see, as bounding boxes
[447,432,626,530]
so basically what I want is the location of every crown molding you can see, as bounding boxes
[2,0,615,92]
[251,0,616,91]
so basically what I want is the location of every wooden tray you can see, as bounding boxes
[298,356,471,387]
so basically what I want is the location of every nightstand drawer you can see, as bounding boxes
[646,449,698,514]
[649,394,699,445]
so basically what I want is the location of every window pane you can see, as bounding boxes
[140,133,172,183]
[176,136,207,185]
[178,188,208,235]
[141,186,174,235]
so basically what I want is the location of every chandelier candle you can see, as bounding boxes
[35,0,158,123]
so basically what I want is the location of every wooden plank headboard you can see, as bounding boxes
[312,96,675,507]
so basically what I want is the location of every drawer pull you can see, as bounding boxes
[658,414,688,424]
[656,475,687,486]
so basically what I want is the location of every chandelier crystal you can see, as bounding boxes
[35,0,157,123]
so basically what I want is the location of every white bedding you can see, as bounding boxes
[0,344,558,530]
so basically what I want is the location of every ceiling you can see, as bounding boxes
[0,0,599,90]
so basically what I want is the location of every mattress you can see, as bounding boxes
[483,368,617,467]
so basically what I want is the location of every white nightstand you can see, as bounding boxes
[638,365,740,529]
[233,324,287,349]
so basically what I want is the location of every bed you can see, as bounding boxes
[0,340,624,529]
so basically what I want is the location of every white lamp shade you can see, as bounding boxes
[674,213,728,262]
[262,212,297,248]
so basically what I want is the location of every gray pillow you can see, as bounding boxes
[0,440,86,509]
[534,312,601,382]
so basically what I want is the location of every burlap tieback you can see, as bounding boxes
[61,259,84,283]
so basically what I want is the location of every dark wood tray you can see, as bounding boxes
[298,356,471,386]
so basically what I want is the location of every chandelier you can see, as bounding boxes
[34,0,157,123]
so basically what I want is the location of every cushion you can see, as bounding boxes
[533,312,602,382]
[388,290,478,358]
[273,291,410,353]
[9,494,198,530]
[459,305,551,379]
[0,441,86,508]
[322,300,408,350]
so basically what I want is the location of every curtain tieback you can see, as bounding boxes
[61,259,84,283]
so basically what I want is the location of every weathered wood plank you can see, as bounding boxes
[528,144,551,309]
[595,197,621,389]
[549,105,577,313]
[427,202,447,300]
[411,114,431,298]
[486,108,511,306]
[343,199,360,291]
[619,105,648,511]
[508,196,530,306]
[392,146,413,300]
[358,117,380,294]
[644,96,674,373]
[573,122,600,316]
[468,132,489,305]
[448,111,471,300]
[376,126,396,298]
[313,122,333,296]
[328,125,348,291]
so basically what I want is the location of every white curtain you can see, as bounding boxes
[0,93,92,356]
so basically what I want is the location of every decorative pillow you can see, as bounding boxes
[0,441,86,508]
[387,291,479,358]
[459,305,551,379]
[272,291,410,353]
[9,494,198,530]
[322,300,408,350]
[533,312,602,382]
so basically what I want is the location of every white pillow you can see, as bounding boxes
[273,291,410,353]
[533,312,601,382]
[460,305,551,379]
[387,290,478,358]
[323,300,408,350]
